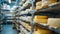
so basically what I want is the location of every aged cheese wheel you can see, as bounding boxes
[34,16,48,24]
[36,6,42,10]
[47,18,60,27]
[38,28,52,34]
[33,31,40,34]
[49,2,58,7]
[28,26,31,31]
[34,19,48,24]
[30,7,36,10]
[34,16,48,19]
[36,1,42,10]
[42,0,57,8]
[34,27,52,34]
[36,1,42,6]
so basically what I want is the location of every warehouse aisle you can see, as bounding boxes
[1,24,18,34]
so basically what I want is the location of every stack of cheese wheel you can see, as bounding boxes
[34,26,52,34]
[34,15,48,24]
[36,1,42,10]
[19,0,26,5]
[21,21,31,31]
[42,0,58,8]
[48,2,58,7]
[47,18,60,27]
[30,7,36,11]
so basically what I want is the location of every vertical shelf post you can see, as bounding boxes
[30,0,35,34]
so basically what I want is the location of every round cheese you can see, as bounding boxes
[36,1,42,6]
[36,6,42,10]
[47,18,60,27]
[42,0,57,8]
[36,1,42,10]
[34,27,52,34]
[30,7,36,10]
[34,16,48,19]
[34,19,48,24]
[38,28,52,34]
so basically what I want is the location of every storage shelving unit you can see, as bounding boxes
[0,0,60,34]
[13,0,60,34]
[13,0,35,34]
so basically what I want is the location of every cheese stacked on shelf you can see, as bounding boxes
[19,0,31,10]
[20,25,29,34]
[20,16,32,22]
[36,0,58,10]
[30,7,36,11]
[19,0,26,6]
[34,15,48,24]
[20,9,29,14]
[23,0,30,8]
[49,2,58,7]
[20,21,31,31]
[34,27,52,34]
[36,1,42,10]
[47,18,60,27]
[20,8,32,14]
[20,11,25,14]
[42,0,58,8]
[25,9,31,13]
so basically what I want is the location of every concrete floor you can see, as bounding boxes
[1,24,18,34]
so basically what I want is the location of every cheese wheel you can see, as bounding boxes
[36,6,42,10]
[36,1,42,10]
[30,7,36,10]
[28,26,31,31]
[49,2,58,7]
[34,27,52,34]
[48,18,60,27]
[38,28,52,34]
[34,19,48,24]
[36,1,42,6]
[42,0,57,8]
[33,31,40,34]
[34,16,48,19]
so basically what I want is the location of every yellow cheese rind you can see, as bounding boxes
[48,18,60,27]
[36,1,42,10]
[34,16,48,19]
[34,16,48,24]
[34,19,48,24]
[34,27,52,34]
[36,1,42,6]
[42,0,57,8]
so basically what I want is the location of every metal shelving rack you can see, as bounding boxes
[14,0,60,34]
[13,0,35,34]
[0,0,60,34]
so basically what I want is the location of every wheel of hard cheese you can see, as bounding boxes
[47,18,60,27]
[34,16,48,19]
[42,0,58,8]
[34,19,48,24]
[34,27,52,34]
